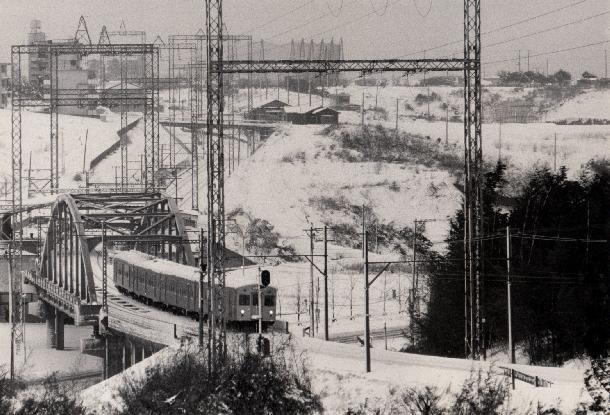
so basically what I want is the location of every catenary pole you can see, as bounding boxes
[364,230,371,372]
[506,226,515,364]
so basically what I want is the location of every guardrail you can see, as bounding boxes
[499,366,553,388]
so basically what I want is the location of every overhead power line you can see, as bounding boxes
[483,38,610,67]
[395,0,590,58]
[238,0,316,35]
[265,0,358,41]
[484,9,610,50]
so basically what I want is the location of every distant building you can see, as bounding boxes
[329,93,360,111]
[27,20,85,87]
[247,99,290,122]
[0,62,10,108]
[329,93,350,107]
[248,100,339,124]
[0,241,38,321]
[285,106,339,125]
[100,81,146,112]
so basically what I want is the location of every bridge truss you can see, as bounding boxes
[24,192,195,325]
[204,0,482,359]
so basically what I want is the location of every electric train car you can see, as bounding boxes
[112,250,277,328]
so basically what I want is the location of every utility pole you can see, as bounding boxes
[506,226,515,364]
[445,105,449,146]
[364,230,371,373]
[361,92,365,126]
[323,226,329,341]
[410,220,417,346]
[527,50,530,72]
[82,129,89,174]
[309,225,315,337]
[498,121,502,162]
[553,133,557,172]
[199,228,205,347]
[427,85,430,119]
[518,50,521,73]
[395,98,399,134]
[605,49,608,78]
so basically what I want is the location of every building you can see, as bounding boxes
[248,100,339,124]
[100,81,146,112]
[27,20,85,87]
[0,62,10,108]
[285,106,339,125]
[0,242,38,322]
[247,99,290,122]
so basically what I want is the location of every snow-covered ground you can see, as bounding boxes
[79,335,589,414]
[546,89,610,120]
[0,323,102,380]
[0,109,121,189]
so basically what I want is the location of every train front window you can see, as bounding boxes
[252,294,258,306]
[239,294,250,306]
[264,295,275,307]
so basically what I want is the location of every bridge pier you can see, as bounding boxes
[44,303,56,348]
[55,309,65,350]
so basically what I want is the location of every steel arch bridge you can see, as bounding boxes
[25,192,196,325]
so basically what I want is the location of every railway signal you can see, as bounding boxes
[260,269,270,287]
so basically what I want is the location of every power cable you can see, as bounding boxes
[370,0,391,16]
[412,0,433,18]
[483,38,610,67]
[395,0,591,58]
[327,0,345,17]
[484,9,610,50]
[238,0,316,35]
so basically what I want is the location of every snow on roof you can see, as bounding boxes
[311,107,338,115]
[113,249,268,288]
[284,105,321,114]
[259,99,289,108]
[114,249,200,282]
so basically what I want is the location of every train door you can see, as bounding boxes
[251,290,259,319]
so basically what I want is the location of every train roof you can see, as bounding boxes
[113,250,275,289]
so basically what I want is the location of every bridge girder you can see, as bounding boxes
[25,192,195,325]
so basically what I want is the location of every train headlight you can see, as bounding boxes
[269,310,274,316]
[240,309,245,315]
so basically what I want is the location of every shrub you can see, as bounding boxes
[73,172,83,182]
[451,367,514,415]
[329,124,463,176]
[118,338,322,415]
[12,374,87,415]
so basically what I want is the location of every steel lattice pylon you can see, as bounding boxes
[463,0,483,359]
[206,0,227,364]
[206,0,483,361]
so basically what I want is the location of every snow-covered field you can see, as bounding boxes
[79,334,589,414]
[2,84,606,412]
[0,323,102,380]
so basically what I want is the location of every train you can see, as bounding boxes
[112,250,277,328]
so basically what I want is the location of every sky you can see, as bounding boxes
[0,0,609,77]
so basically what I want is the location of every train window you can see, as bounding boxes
[251,294,258,306]
[264,295,275,307]
[239,294,250,306]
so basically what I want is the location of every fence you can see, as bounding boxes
[499,366,553,388]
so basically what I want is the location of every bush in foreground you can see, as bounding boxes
[118,336,322,415]
[347,367,564,415]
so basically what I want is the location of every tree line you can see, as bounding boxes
[415,160,610,365]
